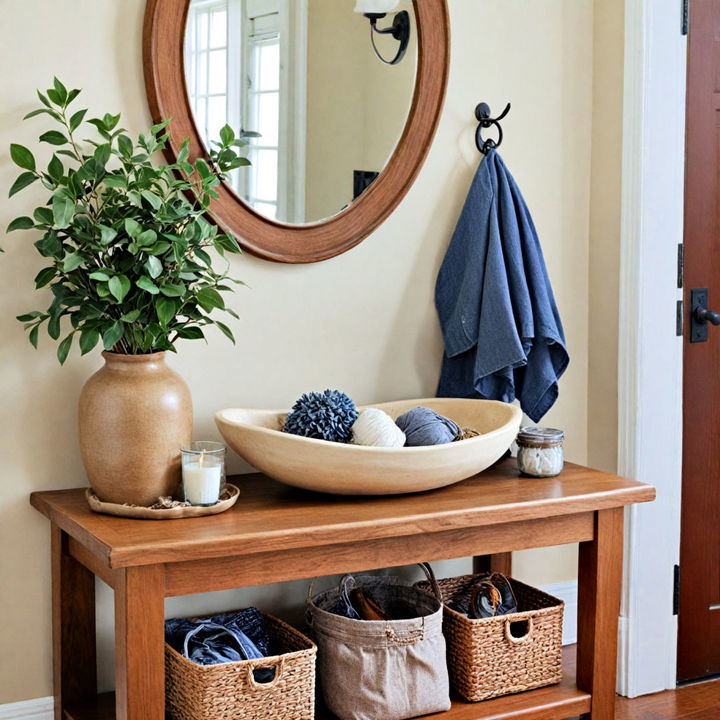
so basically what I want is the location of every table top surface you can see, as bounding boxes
[30,459,654,568]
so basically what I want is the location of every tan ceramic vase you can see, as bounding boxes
[78,352,192,506]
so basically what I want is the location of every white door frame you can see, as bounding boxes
[617,0,687,698]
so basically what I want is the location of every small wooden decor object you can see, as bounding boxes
[86,483,239,519]
[417,574,564,702]
[165,613,316,720]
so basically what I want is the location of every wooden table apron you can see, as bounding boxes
[30,460,655,720]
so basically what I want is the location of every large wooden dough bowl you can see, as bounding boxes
[215,398,522,495]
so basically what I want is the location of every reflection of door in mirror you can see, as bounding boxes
[185,0,308,223]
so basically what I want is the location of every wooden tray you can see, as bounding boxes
[86,483,240,519]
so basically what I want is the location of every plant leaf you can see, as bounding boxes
[137,229,157,246]
[159,283,185,297]
[215,321,235,344]
[33,206,54,225]
[7,216,34,232]
[195,158,211,179]
[23,108,50,120]
[219,124,235,145]
[103,175,127,189]
[108,274,131,302]
[39,130,67,146]
[121,309,141,323]
[48,154,63,181]
[16,311,44,322]
[62,253,85,272]
[144,256,162,279]
[124,218,141,238]
[149,241,171,255]
[48,312,62,340]
[69,108,87,131]
[52,194,75,229]
[140,190,162,210]
[102,321,124,351]
[10,143,35,171]
[117,134,133,157]
[89,271,111,281]
[137,276,160,294]
[197,287,225,312]
[34,266,57,288]
[34,231,62,258]
[79,328,100,355]
[8,171,37,197]
[53,77,68,105]
[156,296,176,326]
[57,333,73,365]
[29,325,40,349]
[177,326,205,340]
[99,225,118,245]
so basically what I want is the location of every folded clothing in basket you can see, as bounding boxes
[331,574,424,621]
[165,607,273,680]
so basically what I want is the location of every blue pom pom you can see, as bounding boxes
[283,390,359,443]
[395,407,461,446]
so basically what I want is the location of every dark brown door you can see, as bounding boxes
[679,0,720,683]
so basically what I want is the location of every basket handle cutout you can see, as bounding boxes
[504,617,534,644]
[246,656,285,689]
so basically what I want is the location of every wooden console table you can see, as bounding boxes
[30,459,654,720]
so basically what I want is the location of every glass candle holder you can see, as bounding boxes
[181,441,226,506]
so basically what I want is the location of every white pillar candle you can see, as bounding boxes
[183,455,222,505]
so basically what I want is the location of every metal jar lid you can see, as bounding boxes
[516,426,564,449]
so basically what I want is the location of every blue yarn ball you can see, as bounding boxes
[283,390,359,443]
[395,407,461,447]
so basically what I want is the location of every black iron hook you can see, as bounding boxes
[475,102,511,154]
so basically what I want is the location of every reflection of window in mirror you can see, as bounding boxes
[185,0,308,223]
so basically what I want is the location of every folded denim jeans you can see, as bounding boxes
[165,607,274,681]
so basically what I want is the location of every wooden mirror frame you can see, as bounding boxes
[143,0,449,264]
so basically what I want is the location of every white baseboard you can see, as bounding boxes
[541,580,578,646]
[0,697,53,720]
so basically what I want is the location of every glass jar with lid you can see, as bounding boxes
[516,427,564,478]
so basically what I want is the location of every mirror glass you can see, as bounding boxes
[184,0,417,225]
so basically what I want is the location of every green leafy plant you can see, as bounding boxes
[6,78,255,364]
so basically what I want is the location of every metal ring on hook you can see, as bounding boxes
[475,121,503,154]
[474,102,511,154]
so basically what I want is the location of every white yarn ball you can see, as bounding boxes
[352,408,406,447]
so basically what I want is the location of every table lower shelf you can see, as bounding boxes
[64,650,590,720]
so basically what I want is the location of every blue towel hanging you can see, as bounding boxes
[435,149,569,422]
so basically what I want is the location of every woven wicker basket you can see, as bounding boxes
[165,612,317,720]
[416,574,563,702]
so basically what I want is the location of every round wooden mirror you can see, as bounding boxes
[143,0,449,263]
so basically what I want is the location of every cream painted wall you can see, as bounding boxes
[587,0,623,474]
[304,0,416,221]
[0,0,601,704]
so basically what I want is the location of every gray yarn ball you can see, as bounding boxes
[395,407,461,447]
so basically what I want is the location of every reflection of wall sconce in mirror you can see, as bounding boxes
[354,0,411,66]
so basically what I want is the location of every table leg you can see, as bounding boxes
[114,564,165,720]
[51,526,97,720]
[577,507,624,720]
[473,553,513,575]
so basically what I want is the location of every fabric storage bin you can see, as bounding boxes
[415,573,563,702]
[165,611,317,720]
[307,563,451,720]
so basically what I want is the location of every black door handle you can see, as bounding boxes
[691,289,720,343]
[694,306,720,326]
